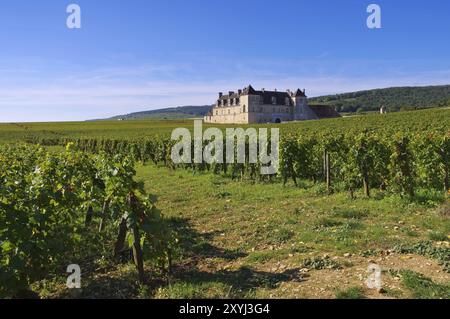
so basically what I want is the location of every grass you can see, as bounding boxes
[398,270,450,299]
[335,287,366,299]
[127,164,449,298]
[392,241,450,272]
[332,208,369,220]
[428,231,449,242]
[154,282,235,299]
[300,256,343,270]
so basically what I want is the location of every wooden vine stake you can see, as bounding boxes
[84,205,93,227]
[114,217,128,258]
[98,200,109,232]
[363,170,370,198]
[326,152,331,194]
[128,194,146,284]
[131,225,145,284]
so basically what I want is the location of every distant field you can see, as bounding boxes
[0,108,449,143]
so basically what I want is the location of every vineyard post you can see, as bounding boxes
[363,170,370,197]
[441,147,449,191]
[445,167,449,192]
[114,217,128,258]
[131,226,145,283]
[326,152,331,193]
[98,200,109,232]
[84,205,93,227]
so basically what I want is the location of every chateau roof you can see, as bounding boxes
[218,85,307,102]
[242,85,257,95]
[294,89,305,97]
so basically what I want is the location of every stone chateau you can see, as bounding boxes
[204,85,340,124]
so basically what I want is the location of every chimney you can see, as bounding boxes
[229,91,234,96]
[238,89,242,95]
[262,88,265,92]
[274,88,277,92]
[303,89,306,94]
[219,92,223,98]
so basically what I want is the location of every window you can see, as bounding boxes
[260,96,264,105]
[272,96,277,105]
[285,98,290,106]
[243,105,246,113]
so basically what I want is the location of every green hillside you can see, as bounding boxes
[308,85,450,113]
[105,105,212,120]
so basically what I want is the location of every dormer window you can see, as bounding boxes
[271,96,277,105]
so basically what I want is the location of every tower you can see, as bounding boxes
[293,89,308,120]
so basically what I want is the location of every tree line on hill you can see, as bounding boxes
[308,85,450,113]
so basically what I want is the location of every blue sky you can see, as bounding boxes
[0,0,449,122]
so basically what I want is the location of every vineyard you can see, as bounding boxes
[0,144,175,298]
[31,131,450,199]
[0,107,449,143]
[0,108,449,298]
[30,109,450,199]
